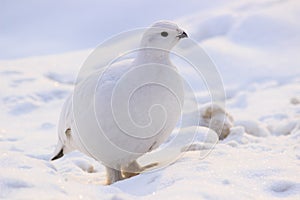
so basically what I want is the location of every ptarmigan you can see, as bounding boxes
[51,21,188,184]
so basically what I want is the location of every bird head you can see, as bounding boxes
[140,20,188,50]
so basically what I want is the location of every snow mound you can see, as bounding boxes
[235,120,270,137]
[199,103,234,139]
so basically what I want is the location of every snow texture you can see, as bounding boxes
[1,0,300,199]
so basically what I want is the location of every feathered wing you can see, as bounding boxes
[51,59,133,160]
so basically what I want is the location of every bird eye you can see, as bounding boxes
[161,31,168,37]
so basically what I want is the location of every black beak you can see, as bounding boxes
[178,31,188,39]
[51,148,64,161]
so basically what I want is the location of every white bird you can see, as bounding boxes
[51,21,188,184]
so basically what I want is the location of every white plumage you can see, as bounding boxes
[52,21,188,184]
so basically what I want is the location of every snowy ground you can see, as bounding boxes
[1,0,300,199]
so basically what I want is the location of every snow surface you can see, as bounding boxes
[1,0,300,199]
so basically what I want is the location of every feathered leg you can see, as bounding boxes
[105,166,123,185]
[122,160,158,179]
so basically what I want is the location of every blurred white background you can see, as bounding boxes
[0,0,227,59]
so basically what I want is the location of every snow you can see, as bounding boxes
[1,0,300,199]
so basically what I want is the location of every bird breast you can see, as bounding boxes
[71,61,184,167]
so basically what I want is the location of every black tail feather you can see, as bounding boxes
[51,148,64,161]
